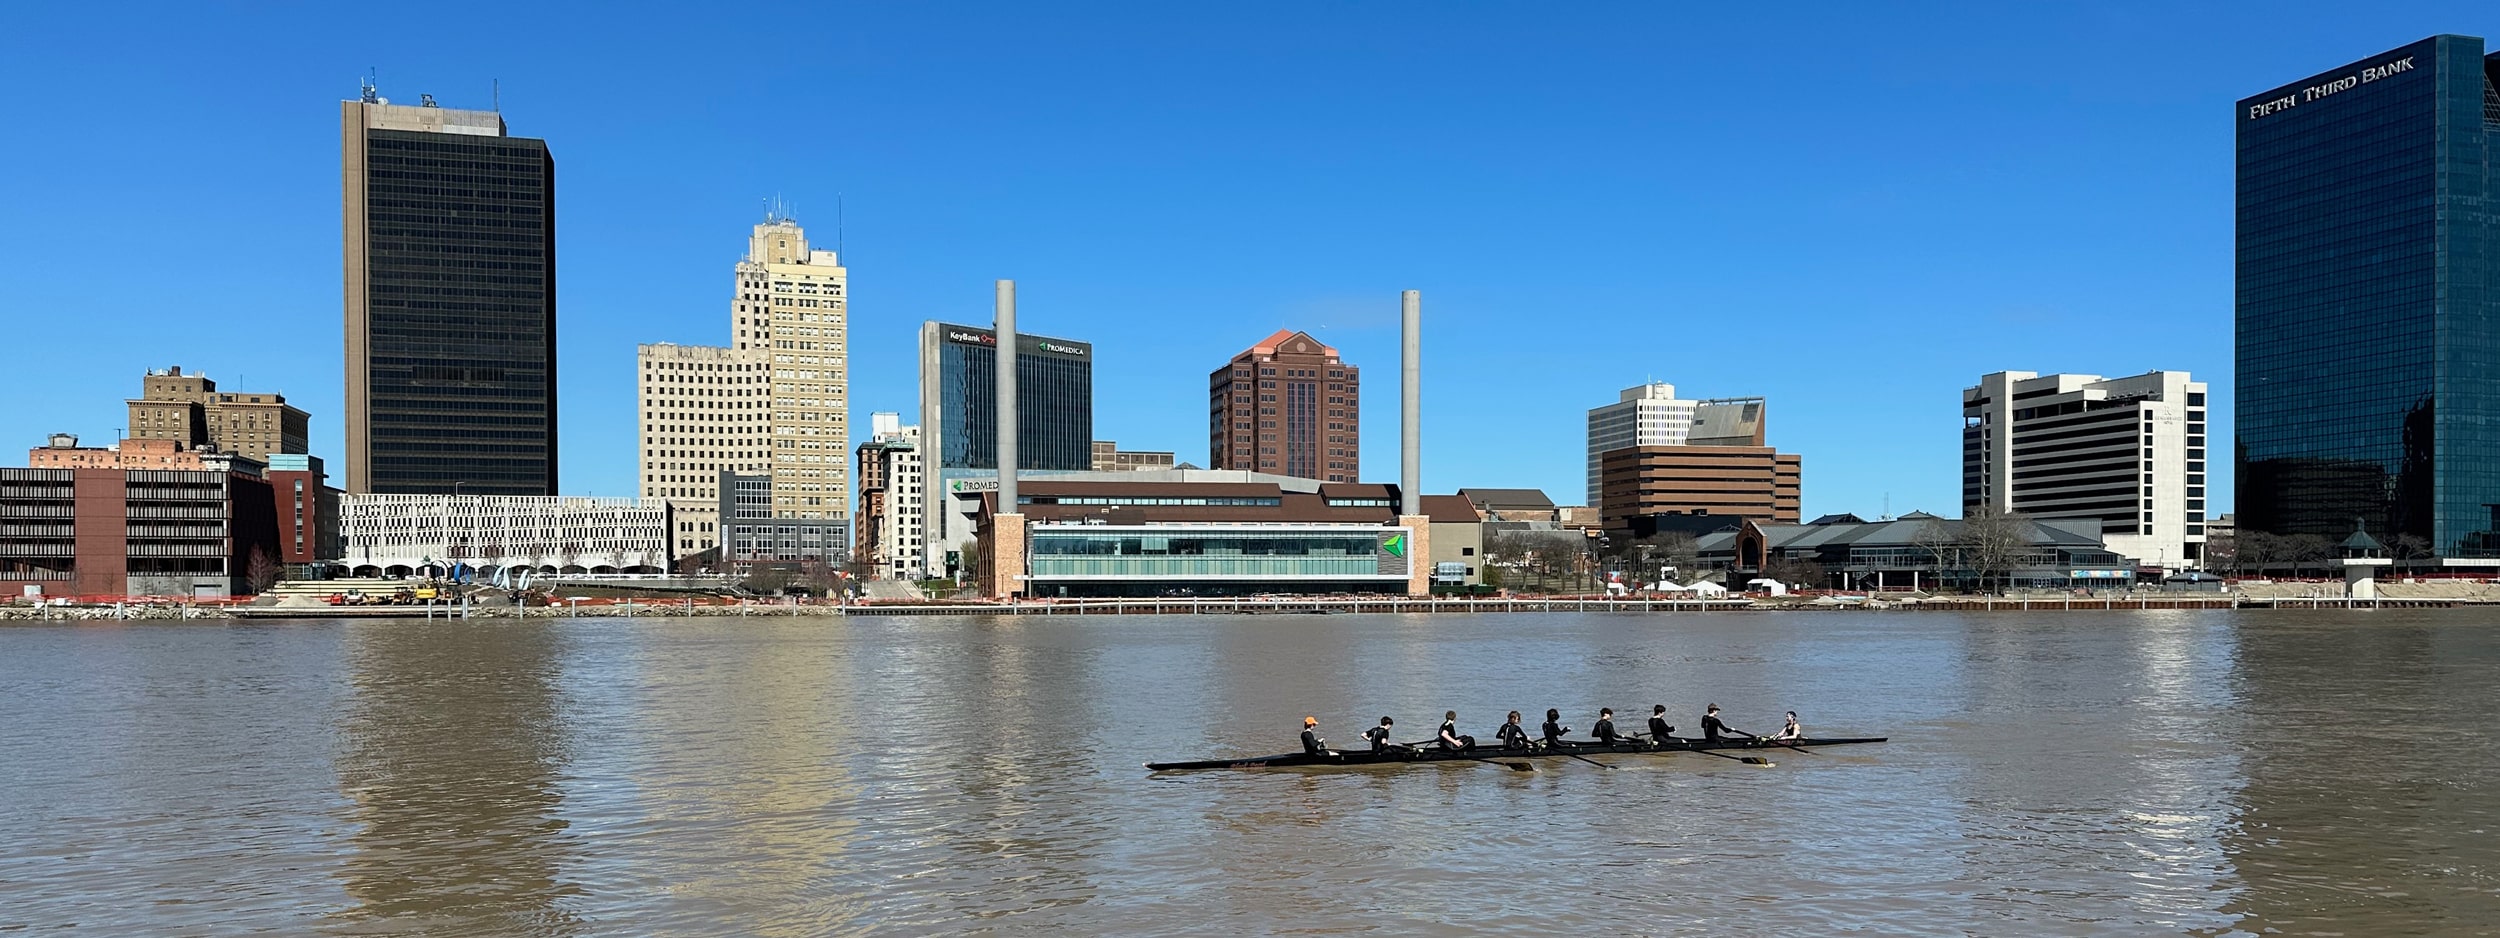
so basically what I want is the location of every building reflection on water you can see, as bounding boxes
[576,621,868,937]
[2210,612,2500,932]
[327,621,586,936]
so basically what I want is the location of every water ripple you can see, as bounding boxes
[1,610,2496,933]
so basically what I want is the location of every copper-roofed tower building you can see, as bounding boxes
[1209,330,1358,482]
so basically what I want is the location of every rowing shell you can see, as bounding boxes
[1145,736,1888,772]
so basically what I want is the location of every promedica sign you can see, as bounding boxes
[934,322,1093,360]
[2244,50,2418,120]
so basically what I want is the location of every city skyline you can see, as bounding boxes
[8,7,2499,519]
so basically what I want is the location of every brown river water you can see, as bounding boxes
[2,610,2495,936]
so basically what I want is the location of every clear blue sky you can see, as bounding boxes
[2,3,2489,517]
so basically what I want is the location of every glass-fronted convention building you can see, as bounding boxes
[2235,35,2500,558]
[1025,524,1415,597]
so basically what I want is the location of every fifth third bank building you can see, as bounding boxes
[2236,34,2500,560]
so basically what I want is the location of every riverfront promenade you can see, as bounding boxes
[11,593,2427,621]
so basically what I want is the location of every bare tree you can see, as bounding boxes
[245,548,281,595]
[2202,528,2239,575]
[1607,531,1698,587]
[1483,530,1560,592]
[1960,504,2035,594]
[2236,530,2277,577]
[799,560,845,597]
[742,565,795,595]
[1761,554,1828,591]
[557,543,584,574]
[1912,517,1962,590]
[2283,533,2332,575]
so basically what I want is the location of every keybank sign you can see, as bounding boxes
[2247,55,2415,120]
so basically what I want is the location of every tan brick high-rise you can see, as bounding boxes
[1209,330,1358,482]
[635,215,848,557]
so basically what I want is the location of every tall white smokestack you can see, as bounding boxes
[996,280,1017,513]
[1401,289,1420,516]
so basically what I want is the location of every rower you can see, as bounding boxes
[1540,708,1572,749]
[1495,710,1531,751]
[1700,704,1739,743]
[1646,704,1676,746]
[1364,716,1399,752]
[1301,716,1333,756]
[1776,711,1804,742]
[1437,710,1475,751]
[1591,707,1622,745]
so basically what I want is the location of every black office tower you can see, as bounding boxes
[343,89,558,495]
[917,322,1093,471]
[2236,35,2500,558]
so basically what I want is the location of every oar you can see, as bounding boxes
[1559,750,1615,770]
[1393,738,1529,770]
[1642,733,1773,766]
[1730,728,1817,755]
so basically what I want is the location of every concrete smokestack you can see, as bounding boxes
[1400,289,1420,517]
[996,279,1017,512]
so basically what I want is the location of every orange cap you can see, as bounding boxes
[1304,716,1318,726]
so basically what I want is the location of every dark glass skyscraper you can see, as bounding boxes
[917,322,1093,471]
[2236,35,2500,557]
[343,91,558,495]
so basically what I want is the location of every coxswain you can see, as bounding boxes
[1700,704,1739,743]
[1438,710,1475,751]
[1540,708,1572,748]
[1301,716,1333,755]
[1496,710,1532,751]
[1647,704,1676,746]
[1775,711,1804,742]
[1591,708,1622,745]
[1364,716,1399,752]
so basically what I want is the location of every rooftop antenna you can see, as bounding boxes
[360,69,378,104]
[492,78,500,113]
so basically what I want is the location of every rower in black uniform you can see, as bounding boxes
[1700,704,1741,744]
[1364,716,1399,752]
[1591,708,1621,745]
[1495,710,1531,751]
[1540,708,1572,748]
[1647,704,1676,747]
[1775,711,1804,743]
[1438,710,1475,751]
[1301,716,1334,756]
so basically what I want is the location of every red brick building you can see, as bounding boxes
[0,467,281,600]
[1209,330,1359,482]
[28,434,262,473]
[263,454,342,566]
